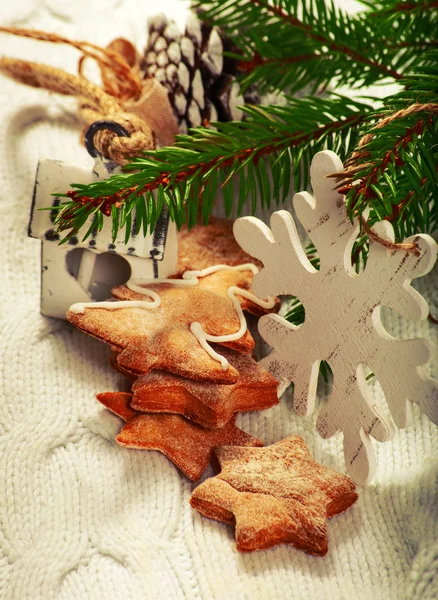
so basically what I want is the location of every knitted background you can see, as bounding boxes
[0,1,437,599]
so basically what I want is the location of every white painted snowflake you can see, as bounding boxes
[234,150,438,485]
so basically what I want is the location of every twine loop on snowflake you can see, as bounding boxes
[359,216,421,257]
[332,102,438,256]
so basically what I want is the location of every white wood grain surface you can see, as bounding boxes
[234,151,438,485]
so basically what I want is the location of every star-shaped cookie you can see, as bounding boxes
[67,270,250,383]
[97,392,263,481]
[131,346,279,429]
[190,437,358,555]
[174,218,280,316]
[67,269,263,384]
[175,217,264,276]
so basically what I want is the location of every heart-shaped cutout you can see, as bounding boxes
[66,248,132,301]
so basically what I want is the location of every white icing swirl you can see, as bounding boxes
[69,263,275,370]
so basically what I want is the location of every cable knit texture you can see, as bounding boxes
[0,1,437,599]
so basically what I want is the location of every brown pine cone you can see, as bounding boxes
[141,12,260,133]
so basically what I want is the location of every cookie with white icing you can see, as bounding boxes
[67,266,276,383]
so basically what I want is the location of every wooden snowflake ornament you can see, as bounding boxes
[233,150,438,485]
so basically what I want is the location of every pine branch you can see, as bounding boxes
[343,120,438,239]
[364,1,438,74]
[54,95,371,242]
[53,1,437,249]
[365,0,438,16]
[335,75,438,239]
[195,0,404,95]
[247,0,403,80]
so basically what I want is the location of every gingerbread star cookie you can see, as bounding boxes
[175,217,263,276]
[190,437,358,555]
[97,392,263,481]
[174,219,280,316]
[131,346,279,429]
[67,271,259,384]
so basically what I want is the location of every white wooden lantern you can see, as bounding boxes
[29,157,178,319]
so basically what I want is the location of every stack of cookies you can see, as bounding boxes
[67,218,280,481]
[96,342,279,480]
[66,218,360,555]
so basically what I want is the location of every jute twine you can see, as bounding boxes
[332,102,438,255]
[0,27,164,164]
[347,102,438,163]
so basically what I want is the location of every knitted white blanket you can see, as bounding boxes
[0,1,437,599]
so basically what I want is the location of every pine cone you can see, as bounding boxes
[141,12,260,133]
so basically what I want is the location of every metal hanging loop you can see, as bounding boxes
[84,120,131,158]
